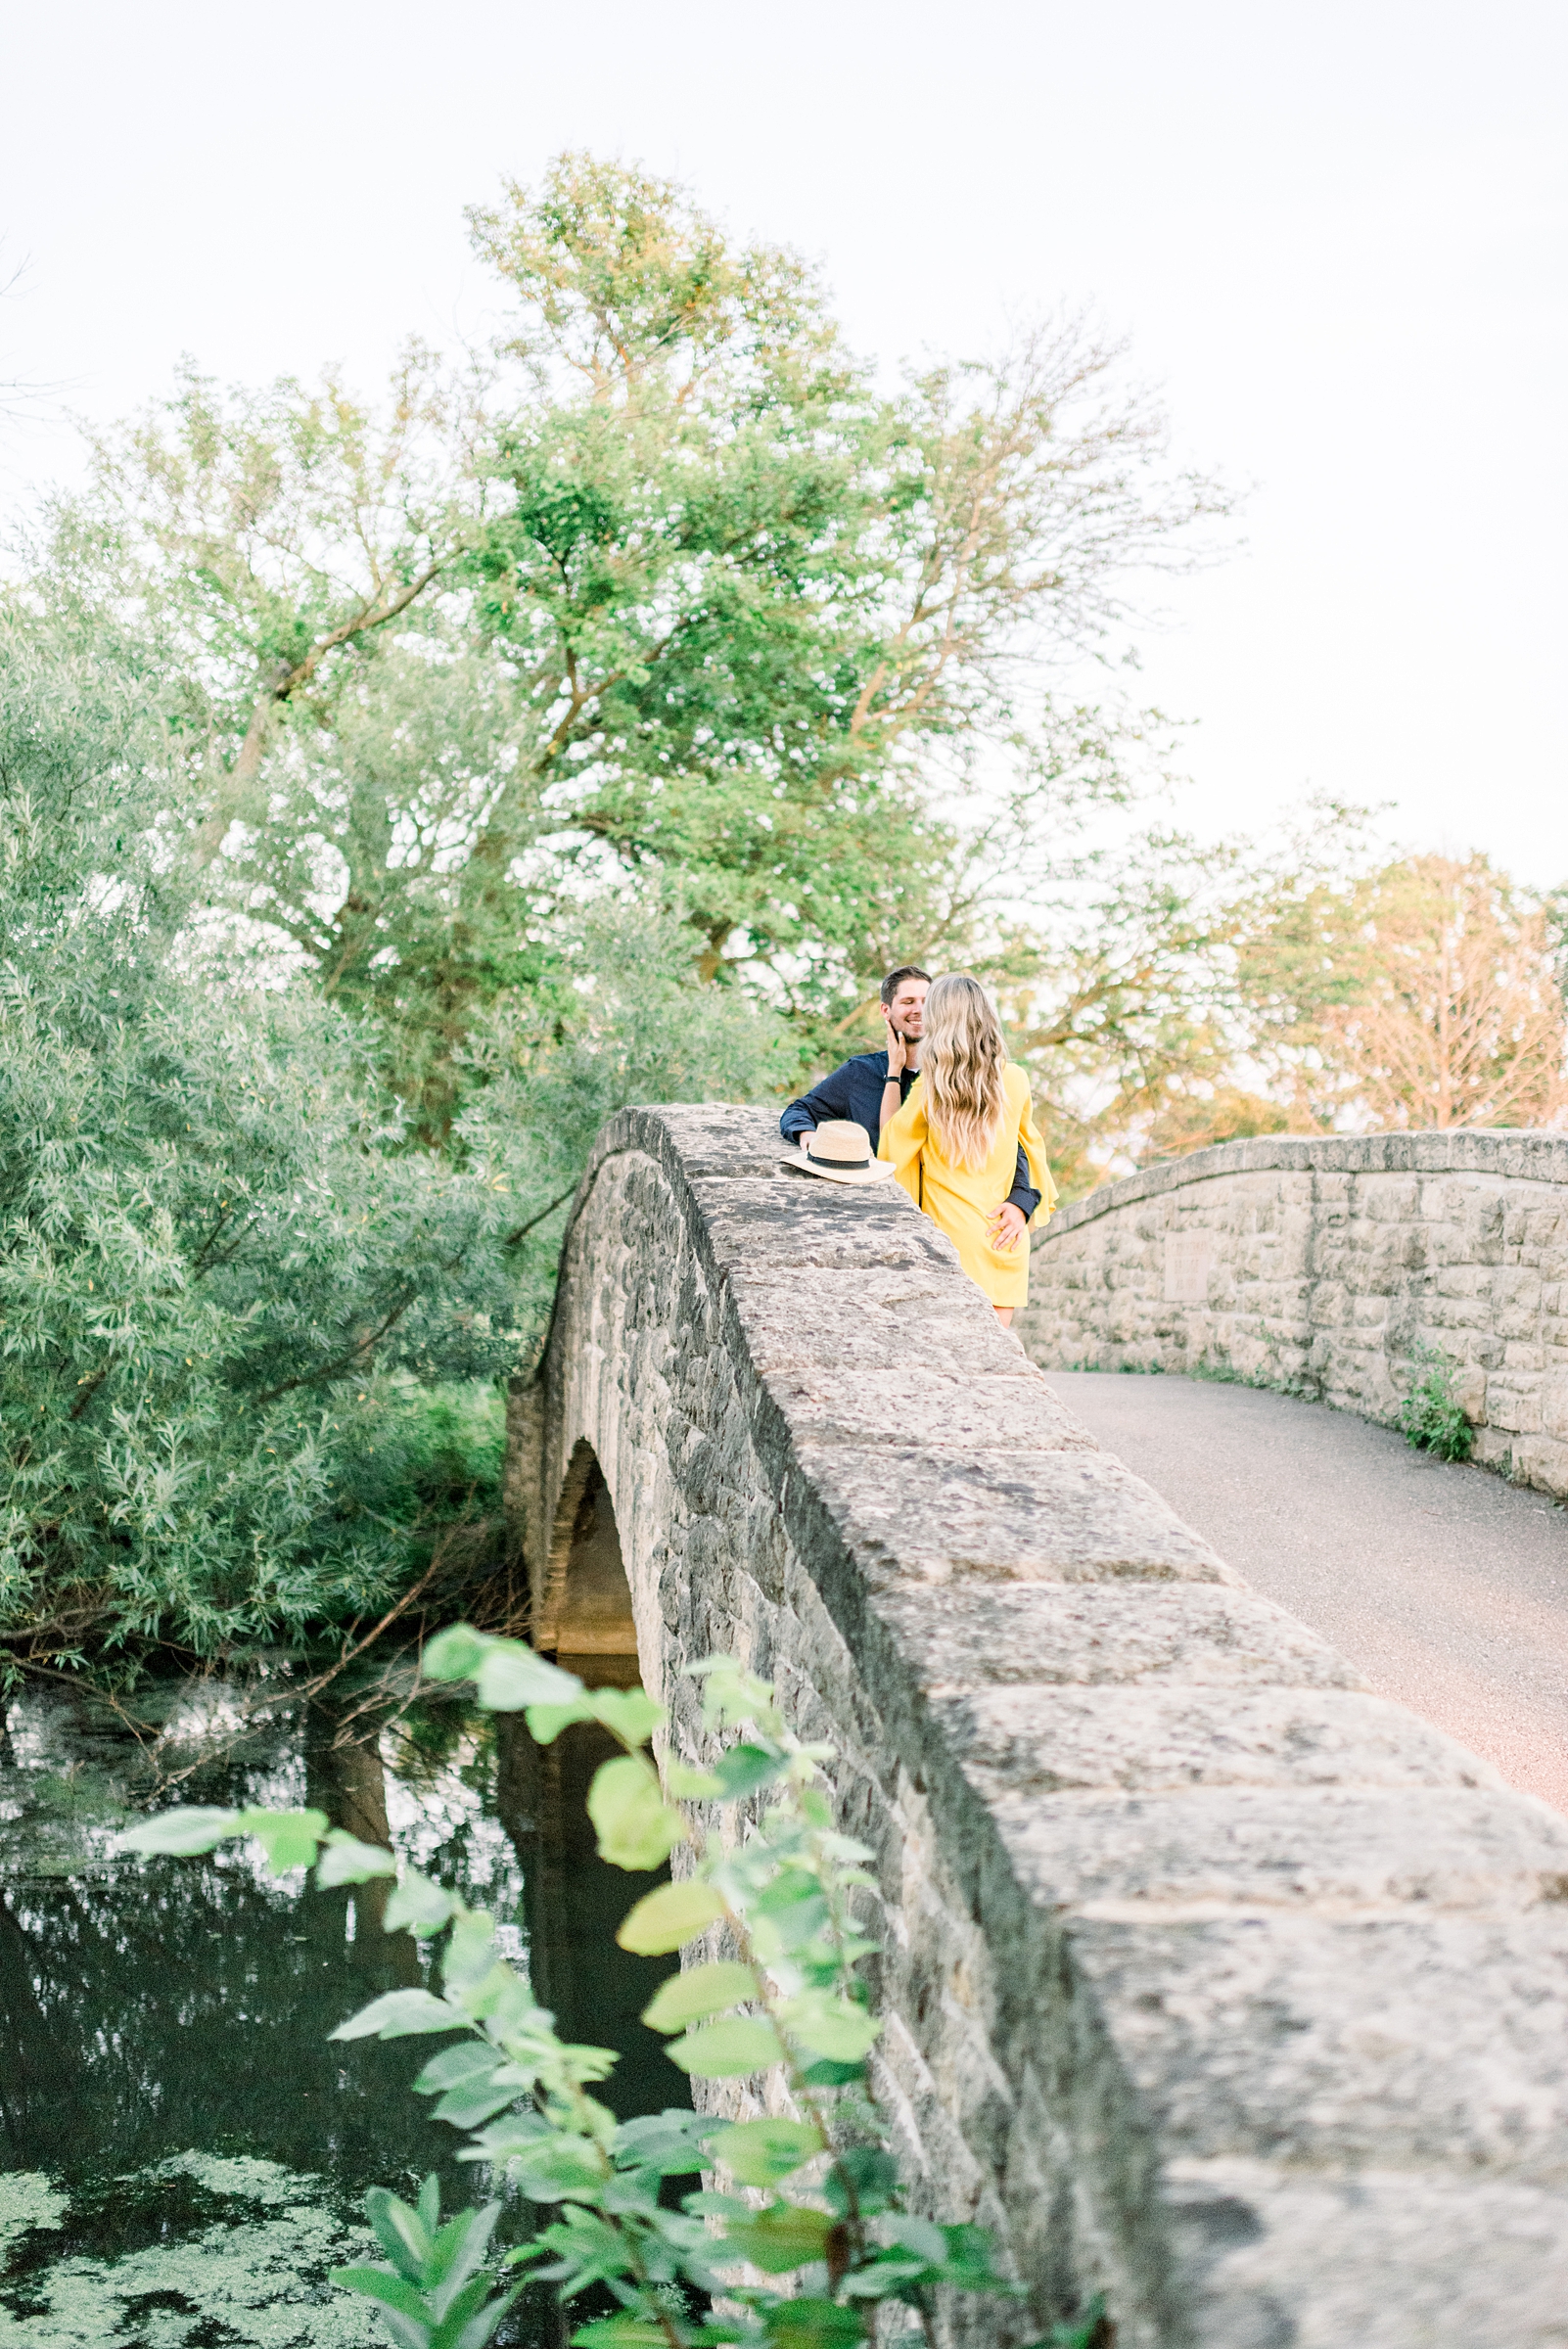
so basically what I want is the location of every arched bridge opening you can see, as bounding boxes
[533,1439,640,1689]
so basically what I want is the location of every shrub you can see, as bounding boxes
[1396,1343,1474,1463]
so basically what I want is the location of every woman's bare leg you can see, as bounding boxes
[993,1306,1014,1326]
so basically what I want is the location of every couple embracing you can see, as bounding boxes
[780,966,1056,1327]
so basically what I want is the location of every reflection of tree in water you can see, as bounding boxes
[0,1763,448,2212]
[0,1683,687,2256]
[499,1716,686,2124]
[0,1681,695,2349]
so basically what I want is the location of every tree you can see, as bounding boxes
[31,155,1225,1137]
[1239,852,1568,1131]
[0,611,524,1675]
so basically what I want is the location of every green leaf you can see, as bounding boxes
[663,1759,724,1799]
[1041,2292,1109,2348]
[461,1965,536,2032]
[712,1743,786,1800]
[427,2202,502,2321]
[455,2113,551,2163]
[364,2186,436,2280]
[316,1829,398,1887]
[525,1698,597,1744]
[235,1807,331,1874]
[441,1910,498,1993]
[617,1877,726,1955]
[586,1756,683,1870]
[570,2323,671,2346]
[428,2271,516,2349]
[709,2117,825,2187]
[590,1688,664,1747]
[611,2111,715,2175]
[777,1993,881,2064]
[114,1807,241,1857]
[761,2300,866,2347]
[385,1870,459,1937]
[640,1960,757,2034]
[716,2202,832,2274]
[332,2264,435,2341]
[665,2017,785,2078]
[751,1873,830,1951]
[822,2148,898,2218]
[475,1640,584,1711]
[433,2075,527,2129]
[420,1624,493,1682]
[510,2133,609,2201]
[331,1990,471,2042]
[799,2058,866,2088]
[413,2043,502,2096]
[881,2214,946,2263]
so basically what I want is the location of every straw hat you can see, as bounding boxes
[781,1121,897,1186]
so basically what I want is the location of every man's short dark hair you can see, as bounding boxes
[880,964,932,1006]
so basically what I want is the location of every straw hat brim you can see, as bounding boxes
[778,1150,898,1186]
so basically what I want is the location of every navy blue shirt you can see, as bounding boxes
[779,1049,1041,1221]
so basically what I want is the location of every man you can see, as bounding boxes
[779,965,1040,1244]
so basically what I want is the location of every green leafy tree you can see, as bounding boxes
[30,154,1224,1140]
[0,613,521,1675]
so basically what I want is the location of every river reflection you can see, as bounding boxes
[0,1679,686,2346]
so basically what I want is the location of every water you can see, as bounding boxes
[0,1675,687,2346]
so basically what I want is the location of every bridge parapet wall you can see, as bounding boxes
[512,1108,1568,2348]
[1018,1130,1568,1498]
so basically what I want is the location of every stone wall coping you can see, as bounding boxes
[1040,1128,1568,1239]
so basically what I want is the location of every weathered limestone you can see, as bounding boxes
[509,1107,1568,2348]
[1016,1129,1568,1499]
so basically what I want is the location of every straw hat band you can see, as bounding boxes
[808,1129,872,1167]
[779,1119,898,1186]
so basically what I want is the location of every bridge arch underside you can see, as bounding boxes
[509,1107,1568,2349]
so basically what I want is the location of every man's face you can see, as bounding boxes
[887,977,929,1036]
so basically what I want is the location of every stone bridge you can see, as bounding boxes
[506,1106,1568,2348]
[1017,1130,1568,1499]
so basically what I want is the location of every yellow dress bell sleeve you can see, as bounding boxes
[878,1077,927,1206]
[1015,1072,1057,1225]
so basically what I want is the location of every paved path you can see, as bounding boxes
[1041,1371,1568,1813]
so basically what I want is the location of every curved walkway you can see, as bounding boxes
[1042,1371,1568,1813]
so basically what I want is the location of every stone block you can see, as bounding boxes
[1543,1376,1568,1443]
[1161,2160,1568,2349]
[1492,1265,1544,1338]
[726,1265,1020,1379]
[760,1366,1098,1454]
[1509,1437,1568,1501]
[692,1174,947,1274]
[791,1442,1234,1588]
[992,1783,1568,1915]
[1485,1383,1542,1436]
[1070,1909,1568,2177]
[936,1686,1504,1799]
[871,1584,1357,1694]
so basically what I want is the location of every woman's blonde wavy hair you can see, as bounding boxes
[921,973,1007,1171]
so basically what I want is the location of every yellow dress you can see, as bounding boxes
[878,1063,1056,1309]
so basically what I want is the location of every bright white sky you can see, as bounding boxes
[4,0,1564,884]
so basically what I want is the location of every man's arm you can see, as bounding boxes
[1006,1143,1040,1221]
[779,1060,860,1144]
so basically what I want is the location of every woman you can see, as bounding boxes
[878,973,1055,1323]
